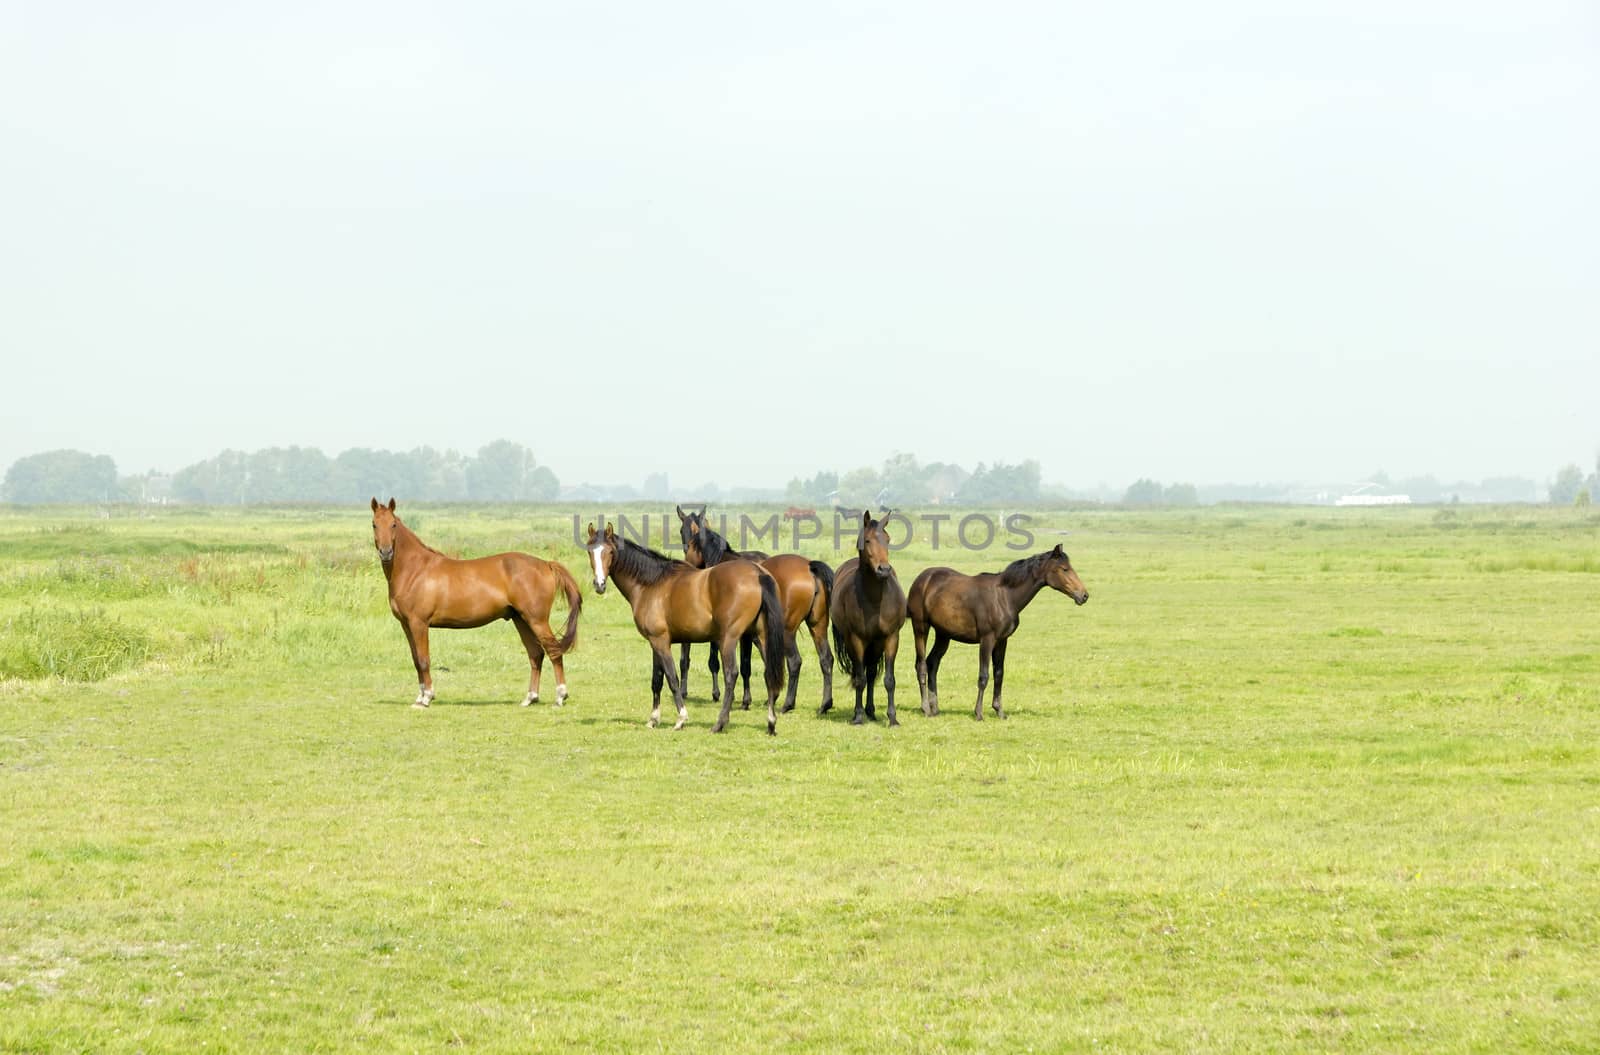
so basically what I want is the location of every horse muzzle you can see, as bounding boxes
[874,565,892,580]
[378,546,395,562]
[1073,591,1089,605]
[593,577,607,594]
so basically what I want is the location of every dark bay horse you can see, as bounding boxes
[585,522,786,734]
[907,544,1088,720]
[370,498,581,708]
[678,506,834,714]
[828,511,907,725]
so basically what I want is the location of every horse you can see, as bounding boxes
[677,506,834,714]
[828,510,907,725]
[370,498,581,708]
[672,504,769,702]
[907,544,1088,720]
[585,522,787,734]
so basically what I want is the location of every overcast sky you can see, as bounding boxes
[3,1,1595,489]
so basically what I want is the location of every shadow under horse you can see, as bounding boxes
[370,498,581,708]
[585,522,787,734]
[677,506,835,714]
[828,510,907,725]
[907,544,1088,720]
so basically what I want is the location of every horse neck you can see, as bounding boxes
[1003,570,1047,615]
[386,522,432,581]
[853,553,890,601]
[609,543,676,604]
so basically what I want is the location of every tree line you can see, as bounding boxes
[2,441,558,505]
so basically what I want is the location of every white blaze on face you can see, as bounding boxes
[590,545,606,589]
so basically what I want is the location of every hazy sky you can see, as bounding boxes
[3,1,1596,489]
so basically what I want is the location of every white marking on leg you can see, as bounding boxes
[556,682,568,705]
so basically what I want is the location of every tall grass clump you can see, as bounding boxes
[0,606,151,682]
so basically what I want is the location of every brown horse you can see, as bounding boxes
[828,510,907,725]
[370,498,581,708]
[907,544,1088,720]
[585,522,786,734]
[673,504,769,703]
[678,506,834,714]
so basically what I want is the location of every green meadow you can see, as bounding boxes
[1,503,1597,1053]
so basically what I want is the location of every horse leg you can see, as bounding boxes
[511,615,547,706]
[649,651,666,728]
[707,645,722,704]
[849,640,867,724]
[659,639,689,731]
[808,614,834,714]
[913,620,931,717]
[991,637,1009,719]
[973,638,994,720]
[863,644,880,721]
[678,642,691,699]
[883,631,901,728]
[781,630,801,714]
[408,619,434,707]
[713,637,739,733]
[926,633,951,716]
[739,636,754,709]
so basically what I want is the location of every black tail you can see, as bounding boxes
[553,561,582,655]
[808,559,834,611]
[758,570,786,697]
[831,619,853,677]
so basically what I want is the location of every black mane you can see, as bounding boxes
[998,551,1053,587]
[613,536,688,585]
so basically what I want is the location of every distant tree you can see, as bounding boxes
[1163,482,1199,506]
[956,460,1041,504]
[786,470,838,504]
[641,472,669,500]
[3,449,119,503]
[246,447,334,503]
[1123,478,1164,505]
[838,467,882,508]
[1549,464,1585,505]
[879,453,931,505]
[464,440,558,502]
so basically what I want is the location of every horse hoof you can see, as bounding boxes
[781,703,795,714]
[522,694,537,707]
[767,723,777,736]
[889,718,900,728]
[647,719,658,729]
[674,722,686,731]
[556,684,568,706]
[850,715,865,726]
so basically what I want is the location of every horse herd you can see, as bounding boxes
[369,498,1090,735]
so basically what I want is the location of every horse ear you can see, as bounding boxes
[370,497,379,513]
[387,498,396,512]
[586,522,598,542]
[1053,542,1065,556]
[604,522,616,540]
[862,510,872,528]
[676,505,686,520]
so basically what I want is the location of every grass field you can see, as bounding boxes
[1,503,1597,1052]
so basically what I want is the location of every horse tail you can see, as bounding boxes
[808,559,834,613]
[758,570,786,697]
[831,618,854,677]
[552,560,582,655]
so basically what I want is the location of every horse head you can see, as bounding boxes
[370,497,399,563]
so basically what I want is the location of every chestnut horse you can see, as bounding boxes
[585,522,786,734]
[908,544,1088,720]
[677,506,834,714]
[828,510,907,725]
[370,498,581,708]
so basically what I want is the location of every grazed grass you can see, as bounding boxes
[0,503,1597,1052]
